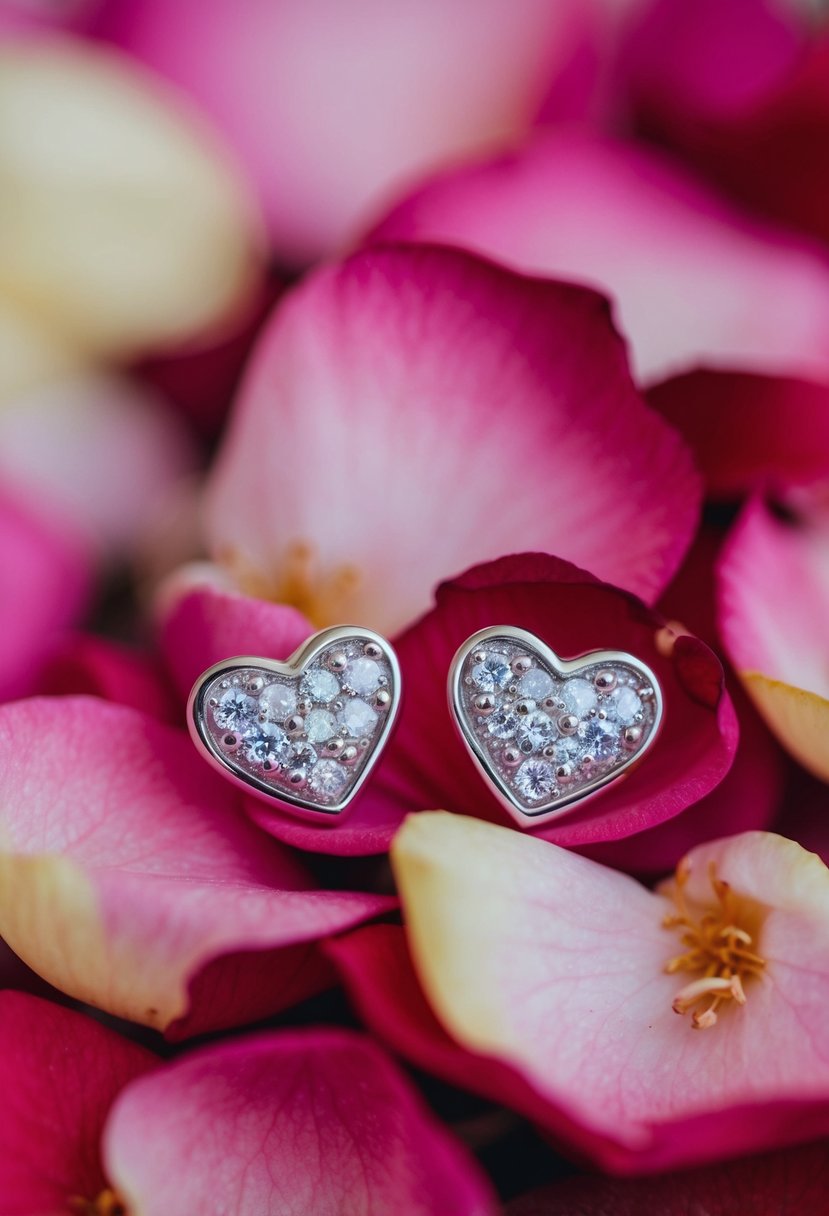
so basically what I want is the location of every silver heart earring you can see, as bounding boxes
[188,626,401,818]
[448,626,663,826]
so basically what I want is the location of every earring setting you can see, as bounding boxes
[187,626,401,817]
[449,626,663,826]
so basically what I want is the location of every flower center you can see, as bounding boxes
[662,858,766,1030]
[223,540,361,627]
[68,1189,128,1216]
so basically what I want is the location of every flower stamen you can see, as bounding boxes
[68,1188,128,1216]
[663,859,766,1030]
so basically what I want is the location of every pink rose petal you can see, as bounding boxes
[105,1029,497,1215]
[95,0,598,263]
[391,813,829,1171]
[0,698,394,1037]
[206,244,699,636]
[36,632,178,724]
[367,131,829,385]
[0,991,156,1213]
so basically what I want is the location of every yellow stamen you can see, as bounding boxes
[220,541,362,627]
[68,1189,128,1215]
[662,860,766,1031]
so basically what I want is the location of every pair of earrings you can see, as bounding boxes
[188,625,663,828]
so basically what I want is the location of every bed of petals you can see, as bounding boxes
[2,1,829,1212]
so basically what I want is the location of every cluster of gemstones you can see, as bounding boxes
[197,637,395,811]
[455,637,659,815]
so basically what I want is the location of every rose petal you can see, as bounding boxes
[391,812,829,1170]
[506,1142,829,1215]
[367,131,829,385]
[718,496,829,779]
[36,633,178,724]
[206,244,700,636]
[0,991,156,1213]
[0,293,86,408]
[95,0,598,263]
[0,373,196,556]
[0,36,262,359]
[0,488,90,702]
[648,369,829,498]
[362,554,736,853]
[105,1028,497,1215]
[0,698,394,1037]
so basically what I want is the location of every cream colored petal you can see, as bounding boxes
[0,294,85,407]
[739,672,829,782]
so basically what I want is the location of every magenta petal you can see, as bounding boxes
[0,698,394,1036]
[105,1029,497,1215]
[370,554,737,849]
[367,131,829,385]
[36,633,178,724]
[206,244,699,632]
[0,991,156,1213]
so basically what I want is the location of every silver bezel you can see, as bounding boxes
[188,625,401,818]
[448,625,664,826]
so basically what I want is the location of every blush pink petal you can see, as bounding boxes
[0,487,90,702]
[0,698,394,1038]
[0,991,156,1214]
[362,553,737,852]
[35,633,178,724]
[506,1142,829,1215]
[94,0,598,264]
[391,813,829,1171]
[206,245,700,635]
[367,131,829,386]
[649,370,829,497]
[718,496,829,778]
[104,1029,497,1216]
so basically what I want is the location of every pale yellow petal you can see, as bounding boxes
[740,670,829,782]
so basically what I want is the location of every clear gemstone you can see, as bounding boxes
[305,708,337,743]
[514,709,556,753]
[553,735,581,764]
[607,685,642,725]
[515,760,556,801]
[471,653,511,692]
[302,668,340,702]
[560,678,597,717]
[338,698,378,737]
[517,668,555,700]
[243,722,292,768]
[290,742,318,769]
[576,717,621,763]
[486,705,519,739]
[259,682,297,722]
[309,760,348,798]
[213,688,258,731]
[343,657,382,695]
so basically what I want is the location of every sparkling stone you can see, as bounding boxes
[515,759,556,802]
[553,735,582,764]
[560,678,597,717]
[243,722,292,768]
[343,656,382,696]
[302,668,340,703]
[514,709,556,753]
[486,705,519,739]
[517,668,555,700]
[259,682,297,722]
[338,697,378,737]
[213,688,258,731]
[290,742,318,769]
[607,685,642,725]
[305,709,337,743]
[470,652,511,692]
[576,717,621,764]
[309,760,348,798]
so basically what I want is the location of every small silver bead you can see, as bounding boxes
[473,650,487,665]
[285,715,304,735]
[623,726,643,748]
[557,714,579,736]
[287,769,307,788]
[555,763,573,782]
[220,732,241,752]
[328,651,348,671]
[364,641,383,659]
[503,747,521,767]
[341,745,359,765]
[511,655,532,675]
[323,738,345,757]
[246,676,264,693]
[374,689,391,710]
[594,669,617,692]
[473,693,496,715]
[515,699,534,715]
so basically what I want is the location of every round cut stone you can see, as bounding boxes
[289,742,318,770]
[309,759,348,799]
[471,652,511,692]
[343,657,382,696]
[517,668,555,700]
[607,685,642,725]
[514,709,556,754]
[305,708,337,743]
[243,722,292,768]
[486,705,519,739]
[576,717,621,764]
[302,668,340,703]
[560,678,597,717]
[338,697,378,737]
[213,688,258,732]
[515,759,556,802]
[259,682,297,722]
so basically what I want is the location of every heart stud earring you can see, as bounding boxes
[188,626,401,818]
[448,625,663,826]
